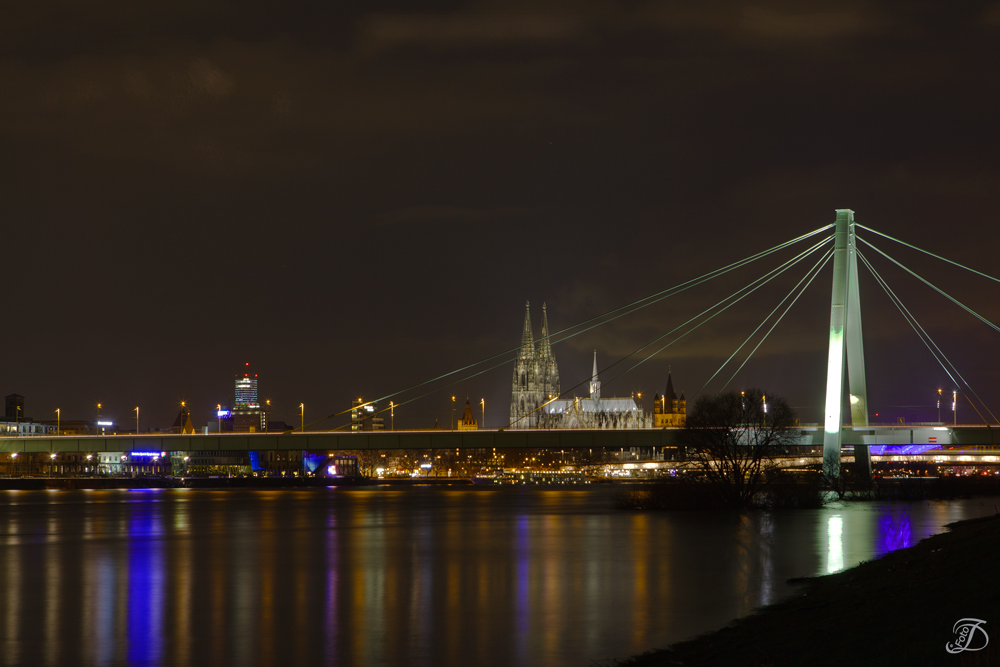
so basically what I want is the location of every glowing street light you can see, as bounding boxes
[217,404,222,434]
[135,407,139,435]
[300,403,304,432]
[451,396,456,431]
[480,398,485,430]
[55,408,60,435]
[937,388,942,423]
[390,401,395,431]
[953,390,958,426]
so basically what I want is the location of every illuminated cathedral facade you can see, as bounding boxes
[511,303,684,430]
[509,302,560,428]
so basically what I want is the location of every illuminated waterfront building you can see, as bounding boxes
[0,394,58,435]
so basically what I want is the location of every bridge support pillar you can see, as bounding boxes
[823,209,870,481]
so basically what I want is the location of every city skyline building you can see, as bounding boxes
[5,394,24,421]
[232,363,266,432]
[351,398,384,431]
[235,362,260,408]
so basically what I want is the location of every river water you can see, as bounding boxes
[0,486,995,667]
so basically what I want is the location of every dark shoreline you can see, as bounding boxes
[619,509,1000,667]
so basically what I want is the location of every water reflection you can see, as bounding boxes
[876,510,912,556]
[826,515,844,573]
[0,489,996,667]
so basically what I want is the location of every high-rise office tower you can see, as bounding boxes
[233,362,266,432]
[235,362,259,408]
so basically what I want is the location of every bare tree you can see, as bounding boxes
[680,388,797,508]
[350,450,382,478]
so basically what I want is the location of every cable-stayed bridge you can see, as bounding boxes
[3,209,998,476]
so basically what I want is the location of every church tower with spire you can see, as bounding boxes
[510,301,562,428]
[510,301,541,428]
[537,303,560,404]
[588,350,601,402]
[653,371,686,427]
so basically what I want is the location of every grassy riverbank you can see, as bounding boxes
[621,510,1000,667]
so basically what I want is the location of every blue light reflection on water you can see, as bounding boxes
[875,510,913,557]
[126,504,165,667]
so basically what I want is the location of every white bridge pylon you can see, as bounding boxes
[823,209,871,480]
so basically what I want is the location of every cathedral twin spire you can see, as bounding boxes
[520,301,535,360]
[510,301,560,428]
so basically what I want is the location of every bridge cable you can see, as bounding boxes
[857,240,1000,424]
[366,225,833,418]
[704,248,835,398]
[514,234,834,428]
[857,236,1000,336]
[857,249,999,424]
[306,224,834,430]
[856,224,1000,286]
[857,249,961,393]
[354,234,830,433]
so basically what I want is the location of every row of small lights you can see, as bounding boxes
[10,452,182,463]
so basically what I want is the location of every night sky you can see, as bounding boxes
[4,1,1000,430]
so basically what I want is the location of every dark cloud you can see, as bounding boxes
[1,0,999,428]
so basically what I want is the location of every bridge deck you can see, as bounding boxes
[1,425,999,454]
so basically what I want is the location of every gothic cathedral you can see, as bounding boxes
[509,303,685,429]
[509,302,560,428]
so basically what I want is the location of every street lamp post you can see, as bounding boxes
[390,401,395,431]
[451,396,456,430]
[480,398,485,430]
[300,403,304,432]
[937,388,942,423]
[953,390,958,426]
[135,407,139,435]
[55,408,60,435]
[217,404,222,434]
